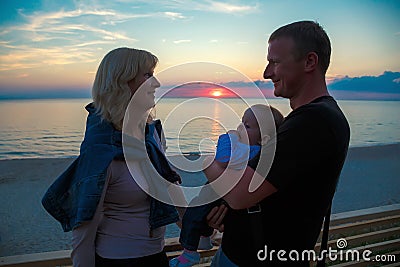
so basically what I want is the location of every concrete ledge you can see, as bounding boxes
[330,204,400,226]
[1,204,399,267]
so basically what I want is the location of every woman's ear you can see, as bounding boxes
[260,134,271,146]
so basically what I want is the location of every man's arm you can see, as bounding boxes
[203,159,277,210]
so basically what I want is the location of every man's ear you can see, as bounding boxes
[260,134,271,145]
[305,52,318,72]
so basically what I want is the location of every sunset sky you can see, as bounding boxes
[0,0,399,99]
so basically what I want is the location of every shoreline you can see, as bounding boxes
[0,143,399,257]
[1,142,399,162]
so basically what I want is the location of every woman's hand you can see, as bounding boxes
[206,204,228,232]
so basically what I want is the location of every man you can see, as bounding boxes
[205,21,350,266]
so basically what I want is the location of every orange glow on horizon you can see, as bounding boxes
[206,87,236,98]
[210,90,222,97]
[157,83,241,98]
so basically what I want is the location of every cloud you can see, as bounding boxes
[9,8,137,41]
[326,74,347,85]
[0,89,91,100]
[327,71,400,100]
[173,39,191,44]
[155,0,258,14]
[0,1,258,73]
[16,73,30,78]
[163,12,187,20]
[193,71,400,100]
[0,44,98,71]
[328,71,400,93]
[70,40,114,47]
[0,6,144,71]
[219,80,272,89]
[207,1,257,13]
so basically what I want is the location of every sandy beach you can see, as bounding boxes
[0,143,399,257]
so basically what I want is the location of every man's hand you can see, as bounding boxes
[206,205,228,232]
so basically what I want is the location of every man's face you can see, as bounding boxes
[263,37,304,99]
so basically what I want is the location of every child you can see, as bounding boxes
[169,104,284,267]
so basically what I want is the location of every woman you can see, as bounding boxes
[42,47,180,266]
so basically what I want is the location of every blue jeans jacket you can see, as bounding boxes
[42,103,179,232]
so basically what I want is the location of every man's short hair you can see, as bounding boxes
[269,21,331,74]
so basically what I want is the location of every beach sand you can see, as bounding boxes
[0,144,399,257]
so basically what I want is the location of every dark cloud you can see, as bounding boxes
[328,71,400,93]
[224,71,400,100]
[328,71,400,100]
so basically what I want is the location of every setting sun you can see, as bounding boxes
[211,90,222,97]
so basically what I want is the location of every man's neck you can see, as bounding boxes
[289,76,329,110]
[290,91,329,110]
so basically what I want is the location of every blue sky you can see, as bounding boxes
[0,0,399,99]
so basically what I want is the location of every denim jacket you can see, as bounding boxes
[42,103,179,232]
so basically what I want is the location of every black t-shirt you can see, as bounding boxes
[222,96,350,266]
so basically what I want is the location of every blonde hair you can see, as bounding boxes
[92,47,158,130]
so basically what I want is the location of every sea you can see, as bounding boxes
[0,98,399,160]
[0,97,399,257]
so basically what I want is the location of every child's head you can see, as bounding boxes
[237,104,284,146]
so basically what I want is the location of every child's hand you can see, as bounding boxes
[215,133,232,163]
[235,123,249,145]
[215,133,250,170]
[226,129,239,137]
[228,127,248,145]
[227,133,250,169]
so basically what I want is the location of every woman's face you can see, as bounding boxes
[128,68,160,110]
[128,68,155,94]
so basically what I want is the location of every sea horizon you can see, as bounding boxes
[1,95,400,101]
[1,98,399,256]
[0,97,399,160]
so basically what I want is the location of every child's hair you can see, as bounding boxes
[270,106,285,129]
[249,104,284,144]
